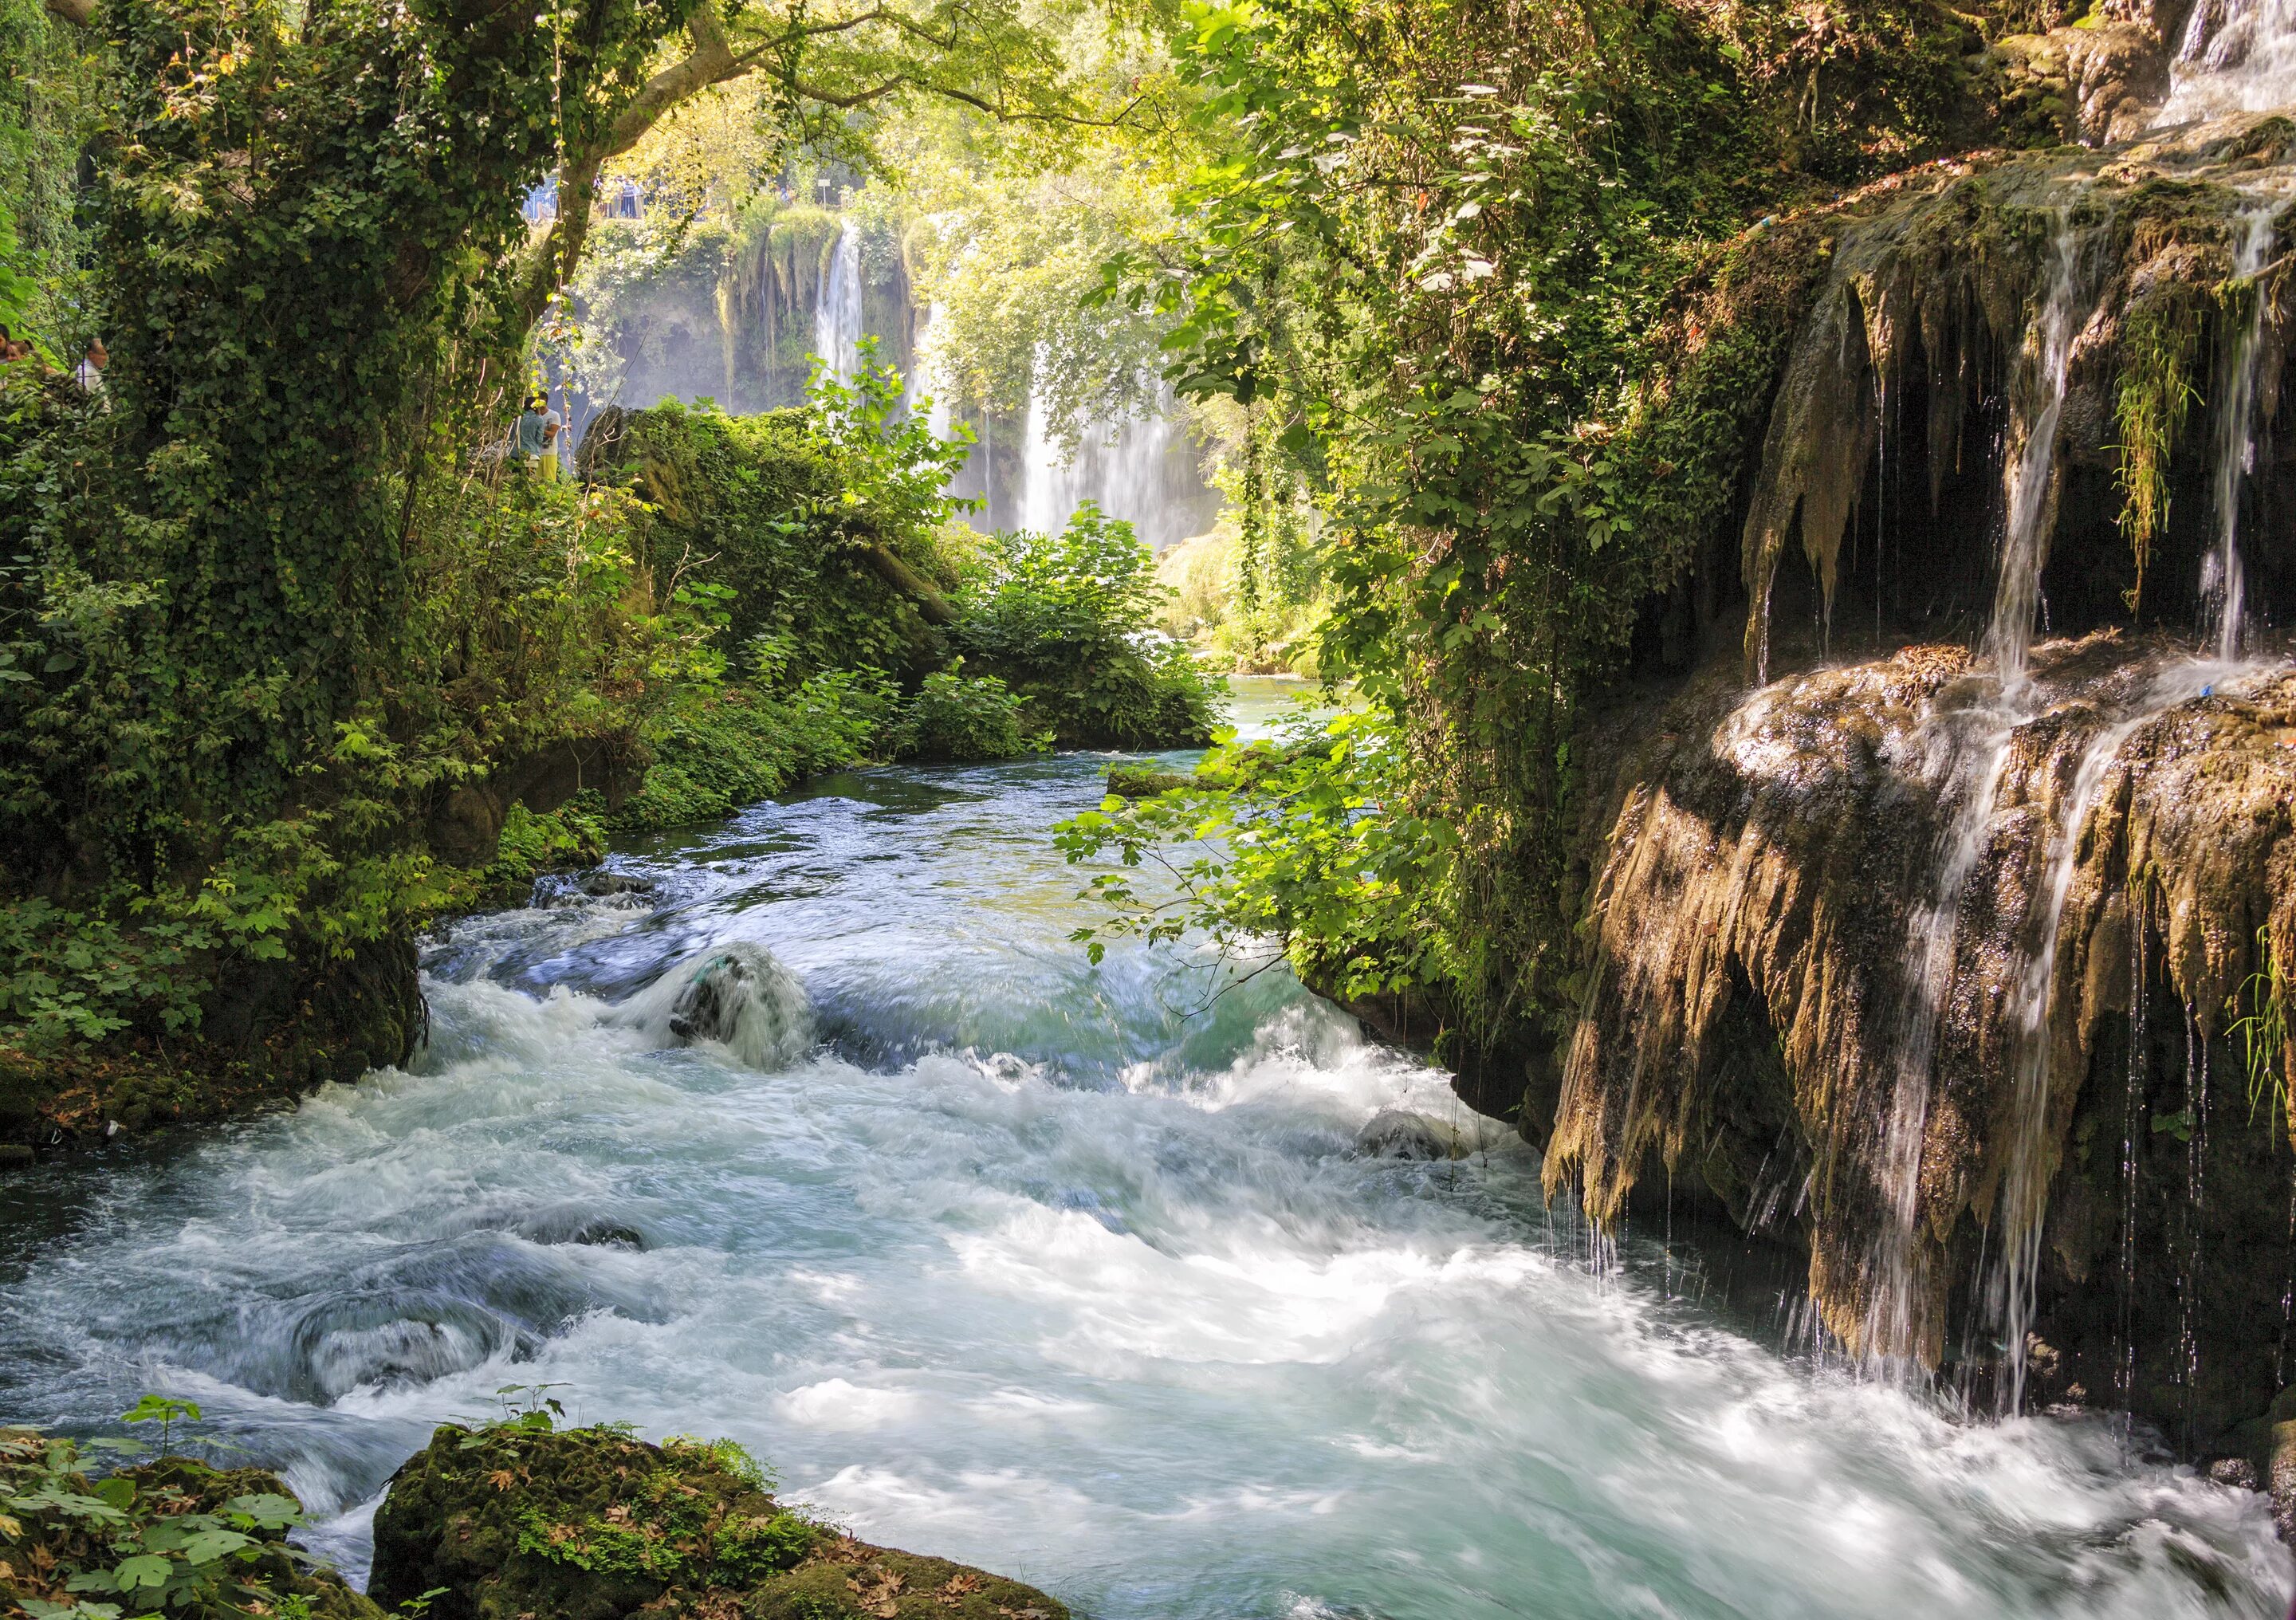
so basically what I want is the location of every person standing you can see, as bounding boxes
[514,391,562,481]
[73,336,106,395]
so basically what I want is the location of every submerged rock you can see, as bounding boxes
[1354,1107,1514,1161]
[370,1423,1068,1620]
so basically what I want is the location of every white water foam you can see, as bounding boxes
[0,733,2286,1618]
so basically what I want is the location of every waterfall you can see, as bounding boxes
[1018,383,1214,552]
[2203,204,2279,659]
[1983,218,2090,693]
[2160,0,2296,123]
[1862,222,2097,1362]
[812,223,864,387]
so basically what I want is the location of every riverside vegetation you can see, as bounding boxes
[0,0,1218,1146]
[9,0,2296,1610]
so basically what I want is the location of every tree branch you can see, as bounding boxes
[45,0,92,26]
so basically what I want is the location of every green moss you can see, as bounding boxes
[370,1424,1067,1620]
[2113,290,2204,608]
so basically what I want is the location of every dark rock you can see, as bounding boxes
[2209,1455,2260,1490]
[514,1209,648,1250]
[427,737,647,865]
[1354,1108,1514,1161]
[0,1144,31,1168]
[371,1423,1068,1620]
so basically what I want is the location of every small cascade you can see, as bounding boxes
[1862,719,2020,1369]
[2160,0,2296,124]
[2202,204,2280,659]
[614,940,814,1070]
[812,223,864,387]
[1984,220,2092,693]
[1992,658,2243,1410]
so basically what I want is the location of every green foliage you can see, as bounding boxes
[0,1410,340,1620]
[2114,285,2205,608]
[1057,706,1456,996]
[591,347,976,680]
[2233,926,2292,1131]
[891,663,1049,761]
[0,0,98,352]
[611,667,893,834]
[953,504,1225,748]
[119,1398,200,1457]
[1071,0,2022,1050]
[0,899,210,1047]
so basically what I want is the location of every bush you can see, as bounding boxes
[0,1419,381,1620]
[952,504,1226,749]
[892,663,1050,761]
[610,667,894,834]
[580,348,976,684]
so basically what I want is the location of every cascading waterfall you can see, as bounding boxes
[1864,218,2097,1367]
[1019,380,1215,552]
[812,223,864,387]
[2161,0,2296,123]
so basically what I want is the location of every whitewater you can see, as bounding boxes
[0,683,2286,1618]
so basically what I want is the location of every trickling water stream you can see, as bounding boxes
[0,684,2290,1618]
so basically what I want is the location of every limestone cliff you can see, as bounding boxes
[1539,10,2296,1464]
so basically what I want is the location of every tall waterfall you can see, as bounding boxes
[812,224,864,387]
[1018,385,1217,552]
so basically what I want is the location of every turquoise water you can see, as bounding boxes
[0,677,2286,1618]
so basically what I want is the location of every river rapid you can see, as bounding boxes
[0,678,2289,1619]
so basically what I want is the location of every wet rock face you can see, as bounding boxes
[370,1424,1070,1620]
[1551,631,2296,1433]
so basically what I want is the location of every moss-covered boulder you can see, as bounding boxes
[0,1429,383,1620]
[369,1424,1067,1620]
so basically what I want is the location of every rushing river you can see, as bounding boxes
[0,678,2289,1618]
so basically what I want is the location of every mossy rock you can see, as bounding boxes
[370,1425,1068,1620]
[1102,767,1194,799]
[0,1431,382,1620]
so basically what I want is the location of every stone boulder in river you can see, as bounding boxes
[369,1423,1067,1620]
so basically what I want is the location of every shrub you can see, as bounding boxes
[952,504,1226,749]
[892,663,1049,761]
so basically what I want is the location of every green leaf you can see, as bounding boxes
[110,1555,174,1591]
